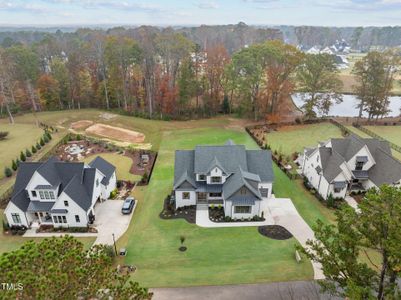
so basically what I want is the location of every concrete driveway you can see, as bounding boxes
[93,200,136,245]
[266,197,324,280]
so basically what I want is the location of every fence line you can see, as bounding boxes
[354,125,401,154]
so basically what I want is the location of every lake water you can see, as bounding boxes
[292,93,401,117]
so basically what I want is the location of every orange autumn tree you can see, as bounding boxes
[205,44,231,114]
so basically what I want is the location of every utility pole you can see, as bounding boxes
[112,233,117,256]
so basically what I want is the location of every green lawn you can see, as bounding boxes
[116,127,319,288]
[266,123,343,157]
[0,124,44,179]
[82,153,141,182]
[0,209,95,254]
[365,126,401,147]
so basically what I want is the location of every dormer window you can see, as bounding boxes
[355,161,364,171]
[211,176,221,183]
[39,191,44,199]
[44,191,50,199]
[49,191,55,199]
[32,191,37,197]
[64,201,69,207]
[199,174,206,181]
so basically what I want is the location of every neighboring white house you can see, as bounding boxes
[301,135,401,200]
[4,156,116,228]
[173,140,274,219]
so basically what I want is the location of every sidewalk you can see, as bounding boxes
[344,195,360,213]
[24,229,97,238]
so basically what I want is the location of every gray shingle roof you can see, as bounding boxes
[319,147,345,182]
[368,149,401,186]
[10,156,115,212]
[174,141,273,206]
[312,135,401,185]
[27,201,54,212]
[194,144,248,174]
[89,156,116,185]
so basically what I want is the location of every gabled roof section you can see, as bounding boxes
[173,150,196,189]
[194,144,248,174]
[62,174,92,211]
[223,168,262,200]
[319,147,345,182]
[206,156,228,175]
[89,156,116,185]
[36,156,61,186]
[225,139,236,146]
[246,150,274,182]
[10,162,42,211]
[368,149,401,186]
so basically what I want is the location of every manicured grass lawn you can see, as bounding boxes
[365,126,401,147]
[82,153,141,182]
[0,209,95,254]
[0,124,44,179]
[116,127,316,288]
[266,123,343,157]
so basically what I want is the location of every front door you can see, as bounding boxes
[197,192,207,203]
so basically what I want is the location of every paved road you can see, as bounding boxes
[151,281,341,300]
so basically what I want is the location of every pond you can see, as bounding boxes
[292,93,401,117]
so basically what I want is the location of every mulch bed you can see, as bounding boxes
[159,196,196,224]
[124,150,157,178]
[258,225,293,240]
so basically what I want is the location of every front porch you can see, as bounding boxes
[196,192,224,206]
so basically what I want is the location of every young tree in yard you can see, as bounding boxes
[297,53,343,118]
[298,185,401,299]
[4,167,12,177]
[352,51,399,122]
[0,236,151,300]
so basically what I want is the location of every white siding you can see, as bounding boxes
[347,146,375,171]
[175,190,196,208]
[206,167,228,184]
[4,202,29,227]
[224,200,261,219]
[52,193,88,227]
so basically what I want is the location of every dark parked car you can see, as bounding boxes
[122,197,135,214]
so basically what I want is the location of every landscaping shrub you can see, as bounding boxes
[109,188,118,199]
[4,167,12,178]
[43,134,49,143]
[76,134,82,141]
[224,216,231,222]
[46,131,52,140]
[141,171,149,184]
[31,145,37,154]
[2,219,10,232]
[327,194,335,208]
[0,131,9,140]
[25,149,32,158]
[36,142,42,150]
[20,151,26,162]
[104,245,116,259]
[11,160,18,171]
[16,158,20,167]
[40,138,45,146]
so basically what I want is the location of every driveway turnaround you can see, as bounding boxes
[151,281,340,300]
[93,200,136,245]
[266,197,324,280]
[195,204,274,228]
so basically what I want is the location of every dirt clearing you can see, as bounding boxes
[71,120,94,129]
[85,123,145,144]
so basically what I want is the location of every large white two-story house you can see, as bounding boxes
[4,156,116,228]
[301,135,401,200]
[173,140,274,219]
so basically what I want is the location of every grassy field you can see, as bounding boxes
[82,153,142,182]
[0,124,44,180]
[266,123,343,157]
[116,127,315,287]
[0,209,95,254]
[364,126,401,147]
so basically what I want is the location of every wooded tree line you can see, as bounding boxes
[0,26,399,123]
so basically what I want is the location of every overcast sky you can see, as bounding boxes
[0,0,400,27]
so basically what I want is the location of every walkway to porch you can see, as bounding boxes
[195,204,274,228]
